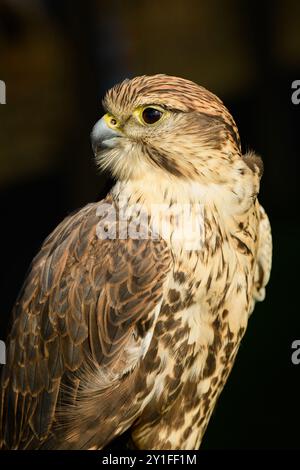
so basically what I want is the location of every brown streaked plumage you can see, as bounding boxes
[0,74,272,450]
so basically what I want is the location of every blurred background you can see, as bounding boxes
[0,0,299,449]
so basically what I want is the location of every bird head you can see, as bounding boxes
[91,74,242,184]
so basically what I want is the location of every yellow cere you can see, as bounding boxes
[104,113,120,129]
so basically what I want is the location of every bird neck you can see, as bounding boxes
[111,160,259,216]
[112,176,207,206]
[109,165,259,256]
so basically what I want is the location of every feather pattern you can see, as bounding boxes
[0,74,272,450]
[0,196,171,449]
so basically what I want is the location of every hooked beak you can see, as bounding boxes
[91,115,123,156]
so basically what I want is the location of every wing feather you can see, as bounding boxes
[0,196,171,449]
[252,203,272,304]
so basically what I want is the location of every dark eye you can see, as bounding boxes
[142,107,163,124]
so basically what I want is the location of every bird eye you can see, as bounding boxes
[141,107,163,125]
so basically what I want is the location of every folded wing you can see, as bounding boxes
[0,197,171,449]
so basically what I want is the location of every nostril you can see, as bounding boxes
[91,116,122,155]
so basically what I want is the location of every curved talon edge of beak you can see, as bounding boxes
[91,115,122,155]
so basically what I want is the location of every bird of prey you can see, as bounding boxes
[0,74,272,450]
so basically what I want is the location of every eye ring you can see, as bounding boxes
[141,107,163,125]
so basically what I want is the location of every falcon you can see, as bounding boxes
[0,74,272,450]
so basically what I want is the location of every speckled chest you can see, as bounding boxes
[136,233,252,426]
[132,201,258,450]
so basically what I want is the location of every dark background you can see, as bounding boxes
[0,0,299,449]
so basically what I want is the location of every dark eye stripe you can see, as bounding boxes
[142,107,163,124]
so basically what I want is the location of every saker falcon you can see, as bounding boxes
[0,74,272,450]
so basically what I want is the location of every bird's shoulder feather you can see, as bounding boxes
[252,202,272,304]
[0,195,171,449]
